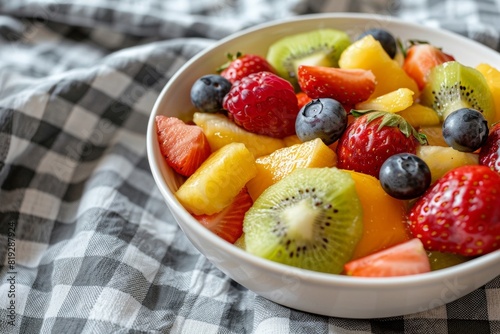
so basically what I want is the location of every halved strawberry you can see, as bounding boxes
[408,165,500,256]
[297,65,376,105]
[218,53,276,83]
[402,43,455,90]
[344,238,431,277]
[479,122,500,172]
[193,188,253,243]
[155,115,211,176]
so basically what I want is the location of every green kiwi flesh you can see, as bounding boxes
[266,29,351,87]
[243,167,363,274]
[421,61,496,123]
[427,251,470,271]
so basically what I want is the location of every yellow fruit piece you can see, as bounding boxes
[283,135,303,147]
[339,35,419,99]
[346,170,410,260]
[355,88,414,113]
[246,138,337,201]
[416,145,479,183]
[476,63,500,123]
[234,233,246,249]
[176,142,257,215]
[418,126,448,147]
[398,103,441,128]
[193,112,285,158]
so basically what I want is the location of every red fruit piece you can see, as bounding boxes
[344,238,431,277]
[155,115,211,177]
[219,53,276,84]
[223,71,299,138]
[336,111,426,178]
[297,65,376,105]
[402,43,455,90]
[408,165,500,256]
[193,188,253,244]
[479,122,500,172]
[296,91,312,109]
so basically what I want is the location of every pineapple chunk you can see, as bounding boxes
[193,112,285,158]
[418,126,448,147]
[416,145,479,183]
[246,138,337,201]
[176,142,257,215]
[399,103,441,128]
[339,35,419,99]
[355,88,414,113]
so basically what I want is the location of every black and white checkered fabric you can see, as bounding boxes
[0,0,499,333]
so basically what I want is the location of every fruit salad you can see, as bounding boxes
[155,27,500,278]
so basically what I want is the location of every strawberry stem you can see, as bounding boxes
[216,52,243,73]
[397,38,407,58]
[351,109,428,145]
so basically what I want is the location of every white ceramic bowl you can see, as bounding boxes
[147,13,500,319]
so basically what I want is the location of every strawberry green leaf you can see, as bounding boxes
[407,39,430,46]
[397,38,407,58]
[352,110,428,145]
[216,52,243,73]
[350,109,379,118]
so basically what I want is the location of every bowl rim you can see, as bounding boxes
[147,12,500,289]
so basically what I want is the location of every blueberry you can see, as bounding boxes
[190,74,232,113]
[357,28,397,58]
[295,98,347,145]
[442,108,488,152]
[379,153,431,200]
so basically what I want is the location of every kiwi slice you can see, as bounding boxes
[427,251,470,271]
[266,29,351,87]
[421,61,496,123]
[243,167,363,274]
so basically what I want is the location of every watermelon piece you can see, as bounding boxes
[155,115,211,176]
[193,188,253,243]
[344,238,431,277]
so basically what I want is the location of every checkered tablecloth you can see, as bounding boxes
[0,0,499,333]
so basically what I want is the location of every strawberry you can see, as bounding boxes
[402,43,455,90]
[223,71,299,138]
[297,65,376,105]
[193,188,253,243]
[218,53,276,84]
[479,122,500,173]
[344,239,431,277]
[296,91,312,109]
[336,111,427,178]
[408,165,500,256]
[155,115,211,177]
